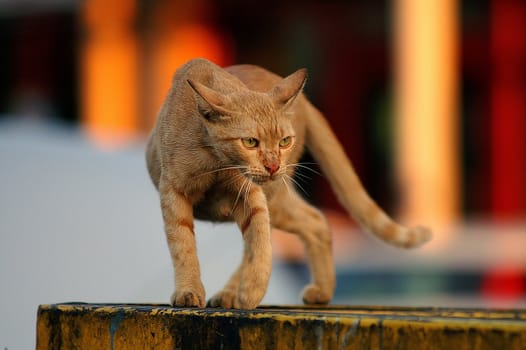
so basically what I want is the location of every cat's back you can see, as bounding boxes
[173,58,217,84]
[172,58,244,95]
[173,59,300,98]
[225,64,282,92]
[226,63,310,112]
[155,58,240,132]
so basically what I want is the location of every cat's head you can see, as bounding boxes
[188,68,307,184]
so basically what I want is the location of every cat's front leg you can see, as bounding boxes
[230,186,272,309]
[159,179,205,307]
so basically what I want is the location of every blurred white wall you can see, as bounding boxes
[0,119,297,349]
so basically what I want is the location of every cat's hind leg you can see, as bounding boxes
[269,188,335,305]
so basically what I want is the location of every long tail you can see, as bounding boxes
[303,101,432,248]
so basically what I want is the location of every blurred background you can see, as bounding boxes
[1,0,526,347]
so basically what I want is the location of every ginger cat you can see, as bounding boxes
[146,58,431,309]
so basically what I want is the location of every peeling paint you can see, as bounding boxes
[340,318,360,350]
[109,311,124,350]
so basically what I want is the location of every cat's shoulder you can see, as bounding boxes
[174,58,221,78]
[186,58,221,70]
[225,64,282,91]
[175,58,240,90]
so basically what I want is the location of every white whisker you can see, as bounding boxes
[230,177,248,216]
[292,171,312,181]
[224,170,247,187]
[244,180,252,216]
[281,177,292,194]
[196,165,248,178]
[286,174,309,196]
[286,162,321,176]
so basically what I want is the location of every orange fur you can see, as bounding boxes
[146,58,432,309]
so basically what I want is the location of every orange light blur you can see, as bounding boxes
[394,0,460,238]
[80,0,233,148]
[143,1,233,131]
[146,22,231,129]
[81,0,139,149]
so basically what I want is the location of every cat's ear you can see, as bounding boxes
[187,79,231,121]
[268,68,307,109]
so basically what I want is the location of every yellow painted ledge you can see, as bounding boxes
[37,303,526,349]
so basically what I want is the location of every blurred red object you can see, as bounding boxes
[490,0,526,219]
[482,265,525,301]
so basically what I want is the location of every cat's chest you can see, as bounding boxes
[191,175,283,222]
[175,171,216,204]
[193,182,236,222]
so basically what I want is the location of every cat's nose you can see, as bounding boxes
[265,163,280,175]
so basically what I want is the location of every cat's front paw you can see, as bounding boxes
[207,290,237,308]
[171,288,206,308]
[207,289,260,309]
[235,291,261,310]
[302,284,332,305]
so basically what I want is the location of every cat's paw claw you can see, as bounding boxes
[171,289,205,308]
[302,284,331,305]
[236,293,259,310]
[207,290,237,308]
[207,290,260,309]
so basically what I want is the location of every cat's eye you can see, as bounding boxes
[279,136,292,148]
[241,137,259,148]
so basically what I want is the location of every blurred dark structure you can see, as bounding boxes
[460,0,492,216]
[0,5,78,123]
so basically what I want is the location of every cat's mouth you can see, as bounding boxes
[249,176,271,185]
[248,173,279,185]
